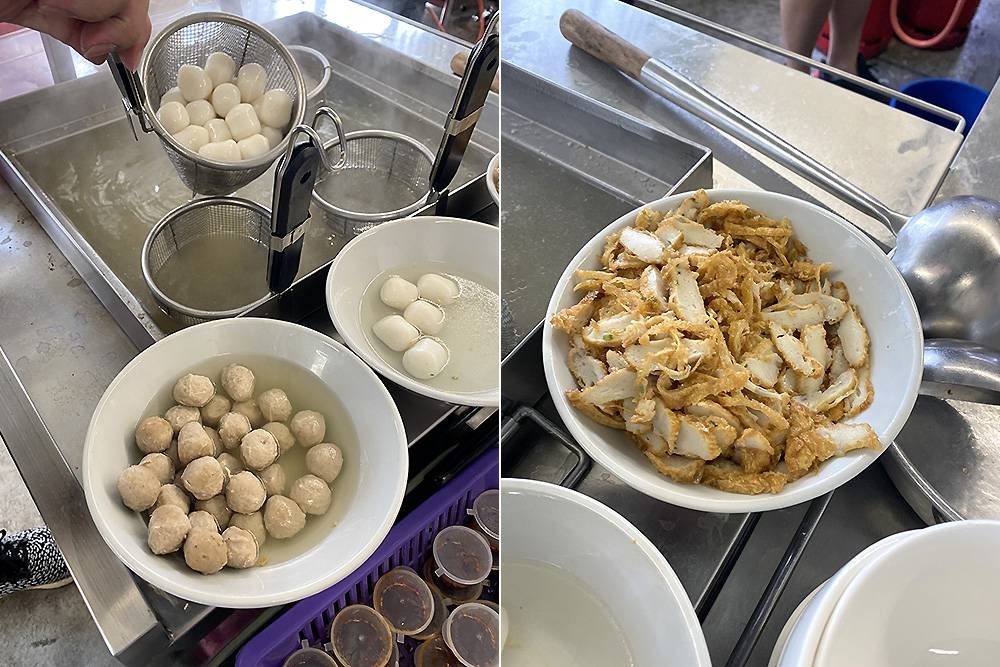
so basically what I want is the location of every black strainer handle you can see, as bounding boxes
[107,52,153,135]
[268,141,321,293]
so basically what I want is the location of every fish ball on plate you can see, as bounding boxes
[195,494,232,530]
[117,464,161,511]
[160,86,185,107]
[178,422,215,466]
[139,452,174,486]
[135,415,172,453]
[306,443,344,484]
[402,338,450,379]
[417,273,459,305]
[173,373,215,407]
[289,410,326,448]
[221,363,255,401]
[257,388,292,423]
[184,529,227,574]
[226,471,267,514]
[147,505,190,555]
[177,64,213,102]
[236,63,268,103]
[204,118,232,143]
[241,429,279,470]
[229,511,266,547]
[380,275,419,310]
[372,314,420,352]
[263,422,296,453]
[204,52,236,87]
[403,299,446,335]
[256,89,293,128]
[165,404,202,433]
[153,483,190,514]
[258,462,286,496]
[263,495,306,539]
[233,399,265,429]
[157,101,189,134]
[199,139,241,162]
[201,395,231,427]
[223,526,259,569]
[217,452,243,479]
[181,456,225,500]
[238,134,270,160]
[188,510,219,533]
[261,125,283,149]
[185,99,216,127]
[218,412,252,449]
[211,82,241,118]
[289,474,332,515]
[172,125,210,152]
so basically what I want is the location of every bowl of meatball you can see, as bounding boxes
[83,317,408,608]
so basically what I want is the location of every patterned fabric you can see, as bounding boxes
[0,527,71,598]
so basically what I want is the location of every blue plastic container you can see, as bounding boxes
[891,77,988,135]
[235,450,499,667]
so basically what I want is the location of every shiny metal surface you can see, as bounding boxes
[892,197,1000,350]
[920,339,1000,404]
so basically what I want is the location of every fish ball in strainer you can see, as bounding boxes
[238,134,270,160]
[185,99,216,127]
[211,82,241,118]
[205,118,232,143]
[199,139,241,162]
[177,64,213,102]
[157,101,189,134]
[173,125,210,152]
[256,89,293,128]
[236,63,268,103]
[205,52,236,87]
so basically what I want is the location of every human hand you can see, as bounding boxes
[1,0,152,70]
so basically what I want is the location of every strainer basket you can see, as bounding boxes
[118,12,307,195]
[141,197,273,326]
[311,130,435,237]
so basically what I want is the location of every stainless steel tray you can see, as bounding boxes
[0,11,497,348]
[500,63,711,356]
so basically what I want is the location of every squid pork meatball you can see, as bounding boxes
[200,394,232,427]
[173,373,215,407]
[306,443,344,484]
[184,529,228,574]
[221,363,255,402]
[289,410,326,448]
[263,422,296,453]
[181,456,225,500]
[258,463,287,496]
[195,495,232,530]
[233,399,265,429]
[178,422,215,465]
[289,474,332,516]
[147,505,190,555]
[222,526,259,569]
[117,464,162,512]
[218,411,252,449]
[188,510,220,533]
[257,388,293,423]
[263,495,306,539]
[135,415,172,453]
[240,429,279,471]
[226,471,267,514]
[229,511,266,547]
[164,404,201,434]
[139,452,175,486]
[154,484,190,514]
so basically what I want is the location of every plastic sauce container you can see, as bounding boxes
[442,603,500,667]
[423,556,484,603]
[414,633,464,667]
[329,605,394,667]
[467,489,499,548]
[412,581,450,642]
[433,525,493,587]
[373,566,435,639]
[282,645,338,667]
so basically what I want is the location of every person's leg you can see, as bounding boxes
[780,0,835,72]
[827,0,872,74]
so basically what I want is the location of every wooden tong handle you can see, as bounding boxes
[559,9,651,80]
[451,50,500,93]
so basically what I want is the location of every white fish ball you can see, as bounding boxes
[147,505,190,555]
[229,511,266,547]
[289,410,326,448]
[200,394,232,427]
[204,118,232,143]
[305,443,343,484]
[223,526,259,569]
[181,456,225,500]
[261,125,283,149]
[173,373,215,407]
[221,364,255,401]
[417,273,460,306]
[238,134,270,160]
[135,415,172,454]
[263,422,296,452]
[211,82,241,118]
[225,103,261,141]
[205,52,236,87]
[372,314,420,352]
[198,139,241,162]
[157,101,189,134]
[173,124,210,152]
[263,495,306,539]
[289,474,332,515]
[256,89,293,128]
[140,452,174,486]
[257,388,293,423]
[380,275,419,310]
[218,412,252,449]
[402,338,450,379]
[236,63,268,103]
[153,483,190,514]
[185,99,216,127]
[226,471,267,514]
[160,86,185,107]
[177,64,213,102]
[195,494,232,530]
[403,299,446,335]
[117,464,161,511]
[184,529,227,574]
[240,429,279,471]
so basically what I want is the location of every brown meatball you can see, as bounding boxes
[183,529,227,574]
[200,394,232,427]
[290,410,326,448]
[226,471,267,514]
[195,495,232,530]
[153,484,190,514]
[147,505,190,555]
[257,388,293,423]
[216,452,243,479]
[117,464,161,511]
[263,421,296,452]
[218,412,252,449]
[164,404,202,434]
[135,416,172,453]
[173,373,215,408]
[233,399,265,429]
[228,511,266,547]
[290,474,332,515]
[139,452,175,486]
[240,429,279,471]
[222,526,259,569]
[205,426,224,456]
[180,456,225,500]
[178,422,214,466]
[188,510,220,533]
[258,462,287,496]
[263,495,306,539]
[305,443,344,484]
[221,364,255,402]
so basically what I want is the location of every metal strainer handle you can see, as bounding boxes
[312,107,349,170]
[279,108,347,173]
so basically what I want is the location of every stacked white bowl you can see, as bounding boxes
[771,520,1000,666]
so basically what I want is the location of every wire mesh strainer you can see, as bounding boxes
[311,130,435,237]
[115,12,306,195]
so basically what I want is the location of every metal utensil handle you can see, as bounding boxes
[106,52,153,134]
[558,9,909,238]
[633,0,966,133]
[310,106,348,169]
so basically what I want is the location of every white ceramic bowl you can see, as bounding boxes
[501,478,711,666]
[486,153,500,207]
[543,189,923,513]
[82,318,408,608]
[776,531,917,666]
[326,216,499,407]
[815,520,1000,666]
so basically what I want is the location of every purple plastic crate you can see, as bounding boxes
[236,450,499,667]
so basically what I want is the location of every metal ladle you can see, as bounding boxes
[558,9,1000,395]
